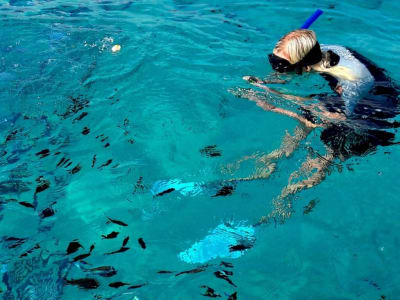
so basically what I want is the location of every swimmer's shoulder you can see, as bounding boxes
[321,44,373,82]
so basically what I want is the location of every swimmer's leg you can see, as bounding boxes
[256,149,334,225]
[223,125,312,181]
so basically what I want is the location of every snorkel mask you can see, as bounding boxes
[268,9,324,75]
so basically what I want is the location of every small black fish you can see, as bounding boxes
[5,129,18,143]
[214,271,236,287]
[132,176,144,194]
[227,292,237,300]
[54,151,61,155]
[200,286,221,298]
[74,112,88,122]
[128,283,147,289]
[69,164,82,174]
[122,236,129,247]
[229,244,252,252]
[220,261,234,268]
[84,266,117,277]
[176,265,207,277]
[157,270,174,274]
[35,180,50,194]
[106,217,128,226]
[104,143,110,148]
[66,240,84,255]
[101,231,119,239]
[19,244,40,258]
[212,185,234,197]
[40,207,55,218]
[82,127,90,135]
[35,149,50,159]
[98,159,112,169]
[18,201,34,208]
[104,247,130,255]
[65,161,73,168]
[303,199,320,215]
[200,145,222,157]
[92,154,97,168]
[56,157,67,167]
[5,237,26,249]
[65,278,99,289]
[155,188,175,197]
[73,244,95,262]
[138,238,146,249]
[109,281,130,288]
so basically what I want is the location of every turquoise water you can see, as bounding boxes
[1,0,400,299]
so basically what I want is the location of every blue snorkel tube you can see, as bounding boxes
[300,9,323,29]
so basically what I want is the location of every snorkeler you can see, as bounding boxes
[230,29,399,224]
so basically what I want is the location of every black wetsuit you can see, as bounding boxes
[312,48,399,159]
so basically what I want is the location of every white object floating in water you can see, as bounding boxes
[112,44,121,52]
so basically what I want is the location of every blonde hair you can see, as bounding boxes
[274,29,317,64]
[275,29,357,81]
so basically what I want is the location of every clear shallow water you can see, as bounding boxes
[1,0,400,299]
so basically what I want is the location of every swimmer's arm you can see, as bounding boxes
[243,76,311,102]
[236,88,321,129]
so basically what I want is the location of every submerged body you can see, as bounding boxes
[231,30,399,224]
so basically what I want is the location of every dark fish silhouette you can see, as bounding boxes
[200,286,221,298]
[74,112,88,122]
[227,292,237,300]
[104,143,110,148]
[57,157,69,168]
[122,237,129,247]
[106,217,128,226]
[220,261,234,268]
[109,282,130,288]
[200,145,222,157]
[176,265,207,277]
[35,180,50,194]
[54,151,61,155]
[157,270,174,274]
[35,149,50,159]
[84,266,117,277]
[5,237,26,249]
[92,154,97,168]
[73,244,95,262]
[101,231,119,239]
[155,188,175,197]
[19,244,40,258]
[229,244,252,252]
[128,283,147,289]
[138,238,146,249]
[212,185,234,197]
[303,199,319,215]
[40,207,55,218]
[132,176,144,194]
[98,159,112,169]
[5,129,18,143]
[82,127,90,135]
[66,240,83,255]
[214,271,236,287]
[65,278,99,289]
[104,247,130,255]
[65,161,73,168]
[69,164,82,174]
[18,201,34,208]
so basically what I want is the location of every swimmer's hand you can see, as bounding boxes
[243,76,286,84]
